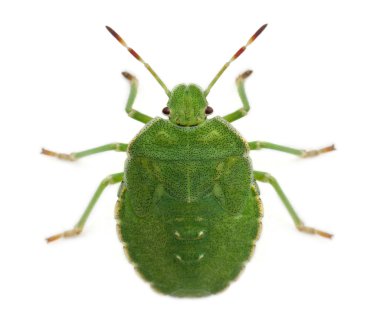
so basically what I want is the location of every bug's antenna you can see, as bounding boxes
[106,26,171,97]
[204,24,267,96]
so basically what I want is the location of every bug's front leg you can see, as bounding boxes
[223,70,252,123]
[41,143,128,161]
[249,141,335,158]
[46,172,124,242]
[122,71,153,124]
[253,170,333,239]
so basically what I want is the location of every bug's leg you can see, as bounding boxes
[253,170,333,239]
[41,143,128,161]
[223,70,252,123]
[249,141,335,158]
[122,71,153,124]
[46,172,124,242]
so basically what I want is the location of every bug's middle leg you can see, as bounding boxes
[223,70,252,123]
[253,170,333,239]
[249,141,335,158]
[41,143,128,161]
[46,172,124,242]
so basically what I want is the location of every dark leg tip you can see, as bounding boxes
[237,70,253,82]
[121,71,135,81]
[41,148,76,161]
[46,227,82,243]
[302,144,336,158]
[241,70,253,79]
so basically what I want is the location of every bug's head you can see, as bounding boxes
[106,24,267,126]
[162,84,213,126]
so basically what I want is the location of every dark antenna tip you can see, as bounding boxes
[205,23,268,96]
[105,25,170,97]
[248,24,268,45]
[258,23,268,34]
[105,26,127,47]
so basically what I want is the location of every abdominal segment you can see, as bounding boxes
[116,184,261,297]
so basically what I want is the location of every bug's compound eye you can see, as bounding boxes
[205,106,213,115]
[162,107,170,115]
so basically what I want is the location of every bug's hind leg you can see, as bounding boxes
[46,172,124,242]
[253,171,333,239]
[223,70,253,123]
[122,71,153,124]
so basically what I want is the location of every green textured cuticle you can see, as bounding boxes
[116,117,262,296]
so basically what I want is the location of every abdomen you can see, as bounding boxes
[115,168,262,297]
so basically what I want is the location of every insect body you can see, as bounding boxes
[43,24,334,297]
[117,115,261,296]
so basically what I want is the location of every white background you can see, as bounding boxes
[1,0,379,325]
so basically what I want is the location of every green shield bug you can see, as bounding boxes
[43,24,335,297]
